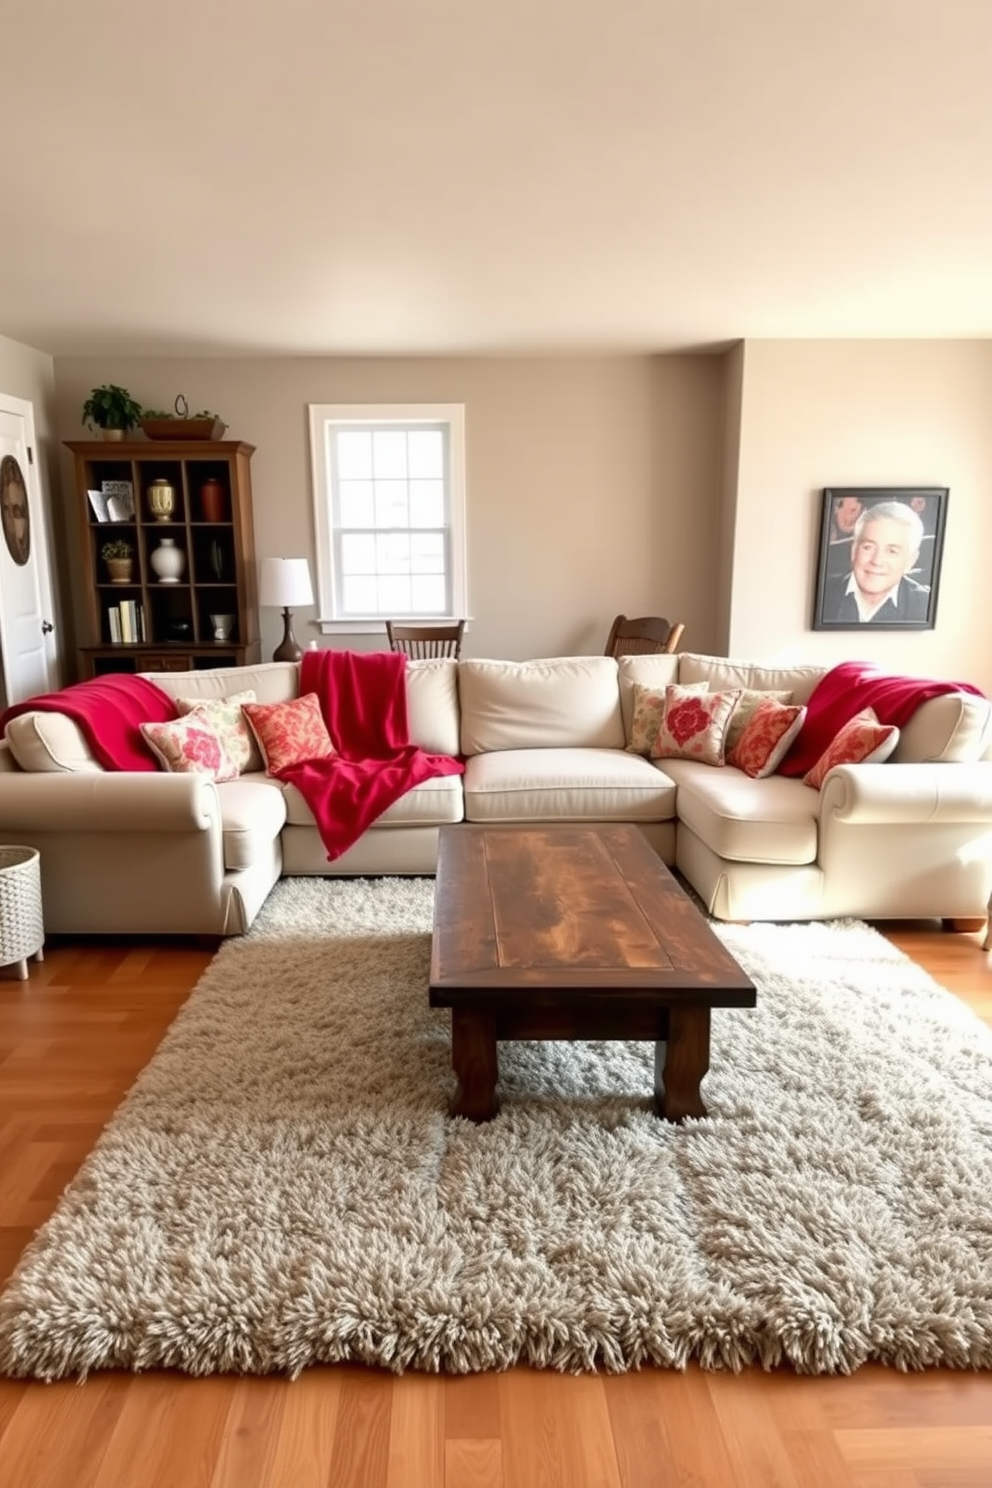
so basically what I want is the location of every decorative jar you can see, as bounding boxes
[150,536,186,584]
[147,478,175,522]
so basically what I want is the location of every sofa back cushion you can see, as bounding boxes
[141,661,300,706]
[459,656,624,755]
[677,652,827,704]
[4,711,102,773]
[890,693,992,763]
[406,658,460,756]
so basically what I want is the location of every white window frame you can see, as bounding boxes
[308,402,468,635]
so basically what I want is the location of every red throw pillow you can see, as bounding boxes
[727,699,807,779]
[649,686,741,766]
[802,707,900,790]
[242,694,336,775]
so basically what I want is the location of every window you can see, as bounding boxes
[308,403,467,632]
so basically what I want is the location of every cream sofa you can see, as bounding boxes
[2,651,991,937]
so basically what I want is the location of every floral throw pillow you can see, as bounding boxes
[242,693,336,775]
[802,708,901,790]
[727,699,807,778]
[724,688,794,755]
[140,715,239,781]
[627,680,708,755]
[176,689,262,775]
[649,686,742,766]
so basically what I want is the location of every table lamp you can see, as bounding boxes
[259,556,314,662]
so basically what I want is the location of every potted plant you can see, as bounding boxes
[139,393,227,442]
[81,385,143,440]
[101,538,135,583]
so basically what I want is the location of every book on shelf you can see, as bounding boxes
[107,606,122,644]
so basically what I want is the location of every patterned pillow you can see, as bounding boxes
[627,680,708,755]
[242,693,336,775]
[727,699,807,779]
[649,686,742,766]
[176,690,262,775]
[802,708,901,790]
[140,715,239,781]
[724,688,794,754]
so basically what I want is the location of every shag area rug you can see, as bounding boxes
[2,878,991,1381]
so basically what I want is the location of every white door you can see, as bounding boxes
[0,393,59,705]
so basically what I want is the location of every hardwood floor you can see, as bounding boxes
[1,921,990,1487]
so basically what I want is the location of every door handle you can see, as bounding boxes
[41,620,54,634]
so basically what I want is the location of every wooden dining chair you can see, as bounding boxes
[385,620,466,660]
[604,614,685,658]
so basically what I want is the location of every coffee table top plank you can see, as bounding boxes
[430,825,754,1005]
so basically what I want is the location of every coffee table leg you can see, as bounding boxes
[450,1008,499,1121]
[655,1006,710,1121]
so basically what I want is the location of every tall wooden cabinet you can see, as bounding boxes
[65,440,261,678]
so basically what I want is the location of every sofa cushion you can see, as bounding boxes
[662,758,819,864]
[282,771,464,828]
[406,658,460,757]
[650,686,741,766]
[627,680,707,756]
[140,715,240,781]
[677,653,827,705]
[803,709,901,790]
[459,657,624,755]
[617,654,681,743]
[727,700,807,779]
[3,711,102,773]
[243,694,336,773]
[463,747,677,823]
[724,689,794,753]
[215,777,288,872]
[143,661,299,706]
[890,693,992,764]
[175,690,263,774]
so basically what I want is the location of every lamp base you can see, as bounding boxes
[272,607,302,663]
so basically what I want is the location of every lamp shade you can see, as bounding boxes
[259,557,314,608]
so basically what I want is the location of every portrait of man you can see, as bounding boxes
[0,454,31,567]
[813,488,948,630]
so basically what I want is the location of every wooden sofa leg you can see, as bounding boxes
[941,917,987,934]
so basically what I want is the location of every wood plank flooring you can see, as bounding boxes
[1,920,990,1487]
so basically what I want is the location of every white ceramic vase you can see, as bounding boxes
[150,536,186,584]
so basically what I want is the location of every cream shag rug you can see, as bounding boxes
[2,877,991,1381]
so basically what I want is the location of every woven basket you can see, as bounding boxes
[0,845,44,968]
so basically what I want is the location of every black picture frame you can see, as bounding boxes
[812,486,949,631]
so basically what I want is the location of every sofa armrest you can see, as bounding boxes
[0,771,219,833]
[818,762,992,826]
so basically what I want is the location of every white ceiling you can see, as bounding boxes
[6,0,992,357]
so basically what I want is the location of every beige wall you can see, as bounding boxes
[730,341,992,692]
[52,355,724,664]
[0,334,68,704]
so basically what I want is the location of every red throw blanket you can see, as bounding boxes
[0,674,177,771]
[778,661,986,777]
[277,649,464,860]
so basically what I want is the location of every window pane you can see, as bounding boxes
[377,532,410,574]
[339,480,374,527]
[340,533,376,573]
[373,430,407,478]
[410,532,444,572]
[411,574,446,611]
[408,429,443,478]
[337,431,373,479]
[378,575,411,612]
[374,480,407,527]
[409,480,444,527]
[342,574,378,612]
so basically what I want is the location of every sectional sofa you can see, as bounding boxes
[2,651,991,938]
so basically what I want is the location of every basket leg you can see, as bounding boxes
[15,957,28,980]
[34,946,44,962]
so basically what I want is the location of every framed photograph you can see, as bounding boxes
[87,488,110,523]
[812,486,949,631]
[101,478,134,501]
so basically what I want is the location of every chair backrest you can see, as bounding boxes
[385,620,466,660]
[604,614,685,658]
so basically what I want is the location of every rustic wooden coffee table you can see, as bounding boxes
[429,824,756,1122]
